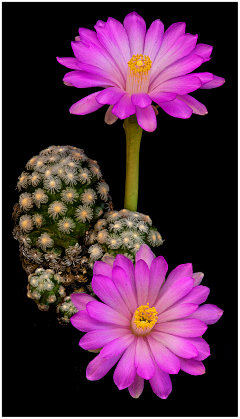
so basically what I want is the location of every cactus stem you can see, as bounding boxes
[123,115,143,212]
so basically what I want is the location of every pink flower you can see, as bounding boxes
[70,244,223,399]
[57,11,225,132]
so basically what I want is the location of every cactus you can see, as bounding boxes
[85,209,163,269]
[12,145,113,296]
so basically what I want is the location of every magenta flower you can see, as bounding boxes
[57,11,225,132]
[70,244,223,399]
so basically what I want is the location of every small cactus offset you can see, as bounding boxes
[86,209,163,268]
[27,268,66,311]
[12,144,113,295]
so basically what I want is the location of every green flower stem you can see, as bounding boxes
[123,115,143,212]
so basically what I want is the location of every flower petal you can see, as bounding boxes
[135,259,150,306]
[100,333,135,359]
[70,309,118,332]
[135,243,155,269]
[143,19,164,63]
[191,72,214,85]
[135,337,156,379]
[151,330,198,359]
[170,285,210,306]
[176,94,208,115]
[200,75,225,89]
[147,334,181,374]
[190,43,213,60]
[155,276,194,315]
[152,74,201,95]
[70,292,96,311]
[150,54,203,91]
[92,274,131,319]
[131,93,152,109]
[105,17,131,64]
[150,22,186,80]
[135,104,157,132]
[157,262,193,301]
[94,23,128,80]
[104,105,119,125]
[155,318,208,337]
[184,337,210,361]
[112,93,136,120]
[93,261,112,278]
[86,352,122,381]
[157,303,198,323]
[111,265,138,313]
[148,256,168,307]
[86,301,130,327]
[56,56,80,70]
[71,40,125,88]
[113,254,136,294]
[128,373,144,398]
[77,61,120,84]
[123,12,146,56]
[149,360,172,399]
[96,87,125,105]
[148,91,176,104]
[69,91,104,115]
[192,272,204,286]
[113,338,137,389]
[79,327,130,350]
[178,357,205,375]
[158,98,193,119]
[186,303,224,324]
[63,71,116,89]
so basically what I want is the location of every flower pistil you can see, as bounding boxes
[126,54,152,94]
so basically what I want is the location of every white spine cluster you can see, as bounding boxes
[63,169,78,185]
[97,229,108,244]
[37,232,54,251]
[32,188,48,208]
[75,205,93,222]
[109,220,124,233]
[106,211,121,222]
[89,244,103,260]
[107,234,122,249]
[96,182,109,201]
[25,156,39,170]
[30,171,42,187]
[57,217,76,234]
[32,213,45,228]
[147,230,162,246]
[19,214,34,233]
[88,162,102,179]
[60,187,79,204]
[48,201,67,219]
[78,167,92,185]
[19,193,34,211]
[94,219,108,232]
[137,221,149,233]
[81,189,97,205]
[17,172,29,190]
[43,175,62,193]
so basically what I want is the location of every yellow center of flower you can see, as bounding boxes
[131,303,158,336]
[126,54,152,94]
[67,192,72,198]
[36,217,41,223]
[22,220,28,228]
[64,222,69,228]
[81,210,87,217]
[50,180,56,187]
[42,237,48,244]
[54,205,61,213]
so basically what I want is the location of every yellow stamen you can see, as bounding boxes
[134,303,158,330]
[126,54,152,94]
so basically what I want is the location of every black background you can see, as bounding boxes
[3,2,237,417]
